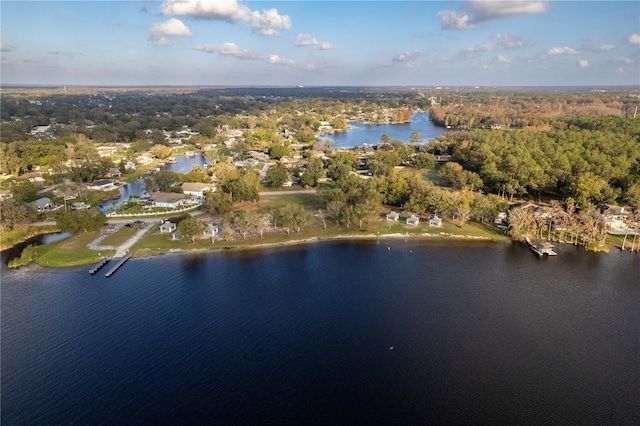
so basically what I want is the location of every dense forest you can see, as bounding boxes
[425,115,640,208]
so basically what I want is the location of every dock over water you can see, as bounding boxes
[105,253,132,277]
[526,237,557,256]
[89,257,110,274]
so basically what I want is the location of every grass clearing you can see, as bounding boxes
[38,230,114,267]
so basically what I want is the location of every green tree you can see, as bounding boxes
[0,199,29,229]
[413,152,435,169]
[150,144,172,159]
[205,190,233,215]
[56,209,106,233]
[409,131,423,145]
[265,162,289,187]
[269,144,291,160]
[178,217,205,243]
[224,171,260,202]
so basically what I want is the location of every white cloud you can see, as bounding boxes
[48,50,84,57]
[615,57,635,64]
[393,50,425,62]
[439,0,549,30]
[460,43,495,58]
[296,34,334,50]
[149,18,194,45]
[586,43,615,52]
[150,18,194,37]
[496,54,511,63]
[628,34,640,45]
[577,60,589,68]
[1,43,15,52]
[194,42,263,60]
[268,55,294,66]
[495,33,534,49]
[546,46,580,55]
[437,11,474,30]
[160,0,291,36]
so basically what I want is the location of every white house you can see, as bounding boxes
[181,182,216,198]
[406,215,420,226]
[29,197,53,212]
[88,180,118,191]
[150,192,189,209]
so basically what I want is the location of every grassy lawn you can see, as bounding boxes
[252,193,321,213]
[100,225,139,246]
[37,230,114,267]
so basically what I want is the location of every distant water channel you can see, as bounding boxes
[99,153,208,212]
[2,240,639,424]
[103,113,444,211]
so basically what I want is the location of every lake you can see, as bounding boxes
[322,112,449,148]
[2,240,639,424]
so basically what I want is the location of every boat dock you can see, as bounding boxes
[526,237,557,256]
[104,253,132,277]
[89,257,110,274]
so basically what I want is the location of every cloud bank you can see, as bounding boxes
[159,0,291,36]
[439,0,549,29]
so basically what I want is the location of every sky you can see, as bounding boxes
[1,0,639,87]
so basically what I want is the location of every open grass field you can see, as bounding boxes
[37,230,114,267]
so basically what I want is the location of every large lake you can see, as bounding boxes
[322,112,449,148]
[2,240,639,424]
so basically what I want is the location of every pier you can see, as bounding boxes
[89,257,110,274]
[104,253,132,277]
[526,237,557,256]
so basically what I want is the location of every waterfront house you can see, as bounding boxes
[171,230,183,241]
[150,192,189,209]
[386,211,400,221]
[88,180,118,191]
[428,215,442,227]
[71,202,90,210]
[181,182,216,198]
[107,168,122,178]
[29,197,53,212]
[160,221,177,233]
[406,215,420,226]
[597,204,632,230]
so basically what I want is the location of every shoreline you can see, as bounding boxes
[132,232,504,260]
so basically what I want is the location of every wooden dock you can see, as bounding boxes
[526,237,557,256]
[104,253,132,277]
[89,257,110,274]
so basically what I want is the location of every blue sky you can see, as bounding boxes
[1,1,639,86]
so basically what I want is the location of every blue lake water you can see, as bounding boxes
[2,240,639,424]
[322,112,449,148]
